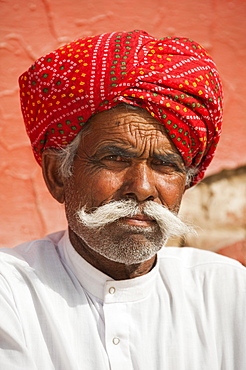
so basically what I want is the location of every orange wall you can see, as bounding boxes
[1,0,246,247]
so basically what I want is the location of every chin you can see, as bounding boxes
[95,234,166,265]
[103,247,159,265]
[72,221,167,265]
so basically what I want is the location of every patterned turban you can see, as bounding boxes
[19,30,223,186]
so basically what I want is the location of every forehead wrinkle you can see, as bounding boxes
[89,107,165,135]
[86,108,179,158]
[91,117,164,144]
[125,119,170,158]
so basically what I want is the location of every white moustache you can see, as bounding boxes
[77,199,194,239]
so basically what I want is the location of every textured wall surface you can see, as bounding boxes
[1,0,246,260]
[167,166,246,265]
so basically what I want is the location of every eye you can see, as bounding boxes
[100,155,130,170]
[151,159,184,173]
[103,155,128,162]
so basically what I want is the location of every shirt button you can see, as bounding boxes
[109,287,116,294]
[112,337,120,345]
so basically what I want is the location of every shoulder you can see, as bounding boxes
[159,246,245,270]
[0,230,66,283]
[0,230,65,260]
[158,246,246,294]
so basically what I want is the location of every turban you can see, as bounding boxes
[19,30,223,186]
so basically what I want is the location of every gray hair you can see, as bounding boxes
[56,130,83,178]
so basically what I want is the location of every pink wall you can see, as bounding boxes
[1,0,246,247]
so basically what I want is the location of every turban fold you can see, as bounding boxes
[19,30,223,186]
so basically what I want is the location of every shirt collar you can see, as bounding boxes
[58,229,159,303]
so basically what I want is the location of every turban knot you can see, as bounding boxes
[19,30,223,186]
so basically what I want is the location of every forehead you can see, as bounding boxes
[79,106,178,154]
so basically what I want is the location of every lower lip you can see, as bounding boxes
[123,218,155,227]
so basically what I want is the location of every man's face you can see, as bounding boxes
[64,106,187,264]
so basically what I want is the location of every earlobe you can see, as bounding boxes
[42,150,65,204]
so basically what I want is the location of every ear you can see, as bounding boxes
[42,150,65,204]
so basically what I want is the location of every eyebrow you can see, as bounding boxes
[153,152,183,164]
[153,152,185,172]
[94,145,136,158]
[94,144,185,170]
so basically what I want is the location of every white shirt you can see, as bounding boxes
[0,230,246,370]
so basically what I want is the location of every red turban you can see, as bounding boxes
[19,30,223,186]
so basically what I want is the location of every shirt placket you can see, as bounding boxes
[103,282,134,370]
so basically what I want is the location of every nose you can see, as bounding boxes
[120,162,158,202]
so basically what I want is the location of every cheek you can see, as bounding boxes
[157,175,186,210]
[80,170,124,207]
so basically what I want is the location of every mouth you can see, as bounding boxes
[122,214,156,227]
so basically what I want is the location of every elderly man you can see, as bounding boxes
[1,30,245,369]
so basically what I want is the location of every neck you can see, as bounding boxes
[68,228,157,280]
